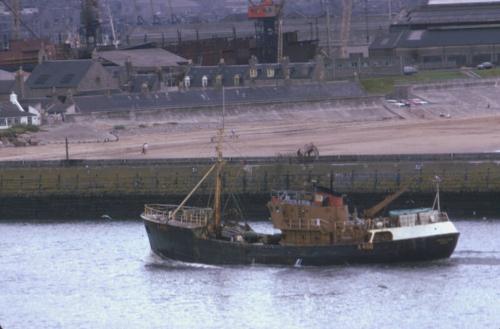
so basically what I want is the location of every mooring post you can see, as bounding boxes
[65,137,69,161]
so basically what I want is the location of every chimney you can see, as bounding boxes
[66,89,74,103]
[313,54,325,82]
[10,92,24,112]
[125,56,133,81]
[15,66,25,99]
[141,82,149,96]
[281,56,290,81]
[38,41,48,63]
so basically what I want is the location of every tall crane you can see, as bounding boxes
[80,0,101,47]
[166,0,179,24]
[133,0,145,25]
[248,0,285,63]
[12,0,20,40]
[0,0,39,39]
[150,0,160,25]
[105,0,118,48]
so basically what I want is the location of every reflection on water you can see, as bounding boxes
[0,220,499,329]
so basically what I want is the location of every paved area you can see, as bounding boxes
[2,83,500,160]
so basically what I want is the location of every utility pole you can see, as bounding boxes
[277,14,283,62]
[325,2,332,58]
[65,137,69,161]
[340,0,352,59]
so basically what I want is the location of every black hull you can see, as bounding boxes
[144,221,459,266]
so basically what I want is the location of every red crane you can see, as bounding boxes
[247,0,285,62]
[248,0,282,19]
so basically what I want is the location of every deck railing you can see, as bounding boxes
[143,204,212,226]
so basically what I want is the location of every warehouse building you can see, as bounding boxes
[370,0,500,68]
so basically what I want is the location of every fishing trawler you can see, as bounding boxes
[141,132,459,266]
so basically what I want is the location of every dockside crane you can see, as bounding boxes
[248,0,285,63]
[80,0,101,47]
[133,0,145,25]
[166,0,178,24]
[150,0,161,25]
[0,0,39,39]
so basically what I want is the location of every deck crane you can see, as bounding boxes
[362,186,408,219]
[248,0,285,63]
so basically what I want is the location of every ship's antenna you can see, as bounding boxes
[432,176,441,212]
[222,86,225,130]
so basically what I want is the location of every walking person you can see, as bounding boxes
[142,143,149,155]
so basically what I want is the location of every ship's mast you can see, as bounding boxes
[213,87,226,235]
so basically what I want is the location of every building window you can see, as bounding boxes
[234,74,240,86]
[0,118,6,126]
[215,74,223,87]
[249,68,257,78]
[202,75,208,88]
[266,67,275,78]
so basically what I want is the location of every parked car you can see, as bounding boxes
[410,98,429,105]
[477,62,493,70]
[403,66,418,75]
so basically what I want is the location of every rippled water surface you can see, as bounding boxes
[0,220,499,329]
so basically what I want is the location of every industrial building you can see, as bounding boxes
[25,59,119,98]
[370,0,500,68]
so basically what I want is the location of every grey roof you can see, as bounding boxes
[0,69,15,80]
[0,80,14,95]
[47,102,71,114]
[96,48,188,68]
[186,62,316,87]
[0,102,35,118]
[371,27,500,49]
[394,2,500,27]
[26,60,94,89]
[72,82,365,114]
[20,97,59,109]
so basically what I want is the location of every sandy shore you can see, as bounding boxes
[2,84,500,160]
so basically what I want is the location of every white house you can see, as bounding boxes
[0,92,41,129]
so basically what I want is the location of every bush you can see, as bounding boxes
[0,124,39,138]
[113,125,126,130]
[138,124,148,128]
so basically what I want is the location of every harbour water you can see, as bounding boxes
[0,220,499,329]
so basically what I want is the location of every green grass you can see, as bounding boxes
[0,124,40,138]
[474,67,500,78]
[360,70,468,94]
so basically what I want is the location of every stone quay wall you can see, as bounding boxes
[1,153,500,219]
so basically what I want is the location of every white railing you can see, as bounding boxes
[143,204,212,226]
